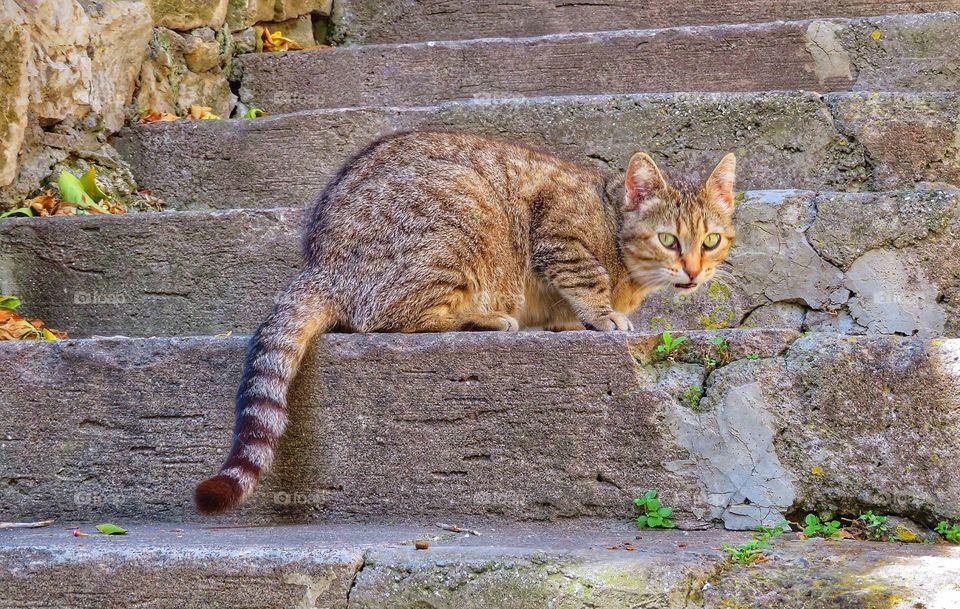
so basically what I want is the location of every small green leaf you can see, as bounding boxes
[672,336,687,347]
[58,171,94,207]
[0,207,34,218]
[95,523,128,535]
[662,519,675,528]
[643,490,657,501]
[635,515,648,528]
[658,507,673,517]
[0,295,21,310]
[805,514,819,526]
[243,107,266,119]
[647,516,662,527]
[647,499,661,512]
[80,167,108,202]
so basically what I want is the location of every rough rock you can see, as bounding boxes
[329,0,960,44]
[135,26,235,117]
[741,303,807,331]
[146,0,229,31]
[0,0,151,203]
[183,33,221,72]
[6,0,152,131]
[0,21,30,187]
[841,12,960,91]
[178,70,235,116]
[1,330,958,529]
[828,93,960,189]
[760,334,960,524]
[257,14,316,49]
[227,0,332,32]
[844,249,946,337]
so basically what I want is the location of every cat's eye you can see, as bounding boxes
[658,233,679,249]
[703,233,721,250]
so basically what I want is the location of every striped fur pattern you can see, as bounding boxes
[195,131,737,513]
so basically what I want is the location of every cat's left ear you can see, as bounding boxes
[705,153,736,209]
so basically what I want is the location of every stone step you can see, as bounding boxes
[1,330,957,529]
[2,190,957,339]
[238,13,960,113]
[2,522,958,609]
[113,91,960,212]
[331,0,960,44]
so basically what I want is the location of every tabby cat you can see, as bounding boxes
[195,130,736,513]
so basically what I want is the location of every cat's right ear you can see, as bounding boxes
[624,152,666,212]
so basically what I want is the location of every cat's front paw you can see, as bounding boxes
[584,311,634,332]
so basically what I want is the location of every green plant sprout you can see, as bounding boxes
[936,520,960,543]
[681,384,702,411]
[858,511,889,541]
[802,514,842,538]
[655,331,687,358]
[634,490,675,529]
[746,353,760,361]
[723,521,787,565]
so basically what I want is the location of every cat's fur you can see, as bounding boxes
[195,130,736,513]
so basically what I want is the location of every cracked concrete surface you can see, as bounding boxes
[2,522,959,609]
[666,380,796,530]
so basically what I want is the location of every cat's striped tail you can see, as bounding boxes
[194,273,333,514]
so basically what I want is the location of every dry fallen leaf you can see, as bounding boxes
[139,109,179,124]
[260,28,300,52]
[187,105,220,120]
[0,298,66,341]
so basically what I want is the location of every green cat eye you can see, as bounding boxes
[703,233,721,249]
[658,233,678,249]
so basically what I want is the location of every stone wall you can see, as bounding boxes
[0,0,332,210]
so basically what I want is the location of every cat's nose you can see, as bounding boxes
[684,268,701,281]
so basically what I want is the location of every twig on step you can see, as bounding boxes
[0,519,54,529]
[436,522,481,536]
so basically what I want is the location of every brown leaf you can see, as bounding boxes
[139,109,179,124]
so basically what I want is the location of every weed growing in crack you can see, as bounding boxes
[723,521,788,566]
[681,384,703,411]
[936,520,960,543]
[746,353,760,361]
[655,331,687,360]
[703,336,731,370]
[858,511,890,541]
[801,514,842,538]
[633,489,675,529]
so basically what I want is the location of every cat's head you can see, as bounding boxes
[618,153,736,295]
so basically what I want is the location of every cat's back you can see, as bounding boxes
[303,131,608,266]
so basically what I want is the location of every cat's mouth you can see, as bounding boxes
[674,282,698,290]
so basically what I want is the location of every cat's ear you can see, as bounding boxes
[705,153,736,209]
[624,152,666,211]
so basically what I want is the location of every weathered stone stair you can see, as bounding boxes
[239,13,960,112]
[113,91,960,210]
[3,2,960,607]
[3,189,958,337]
